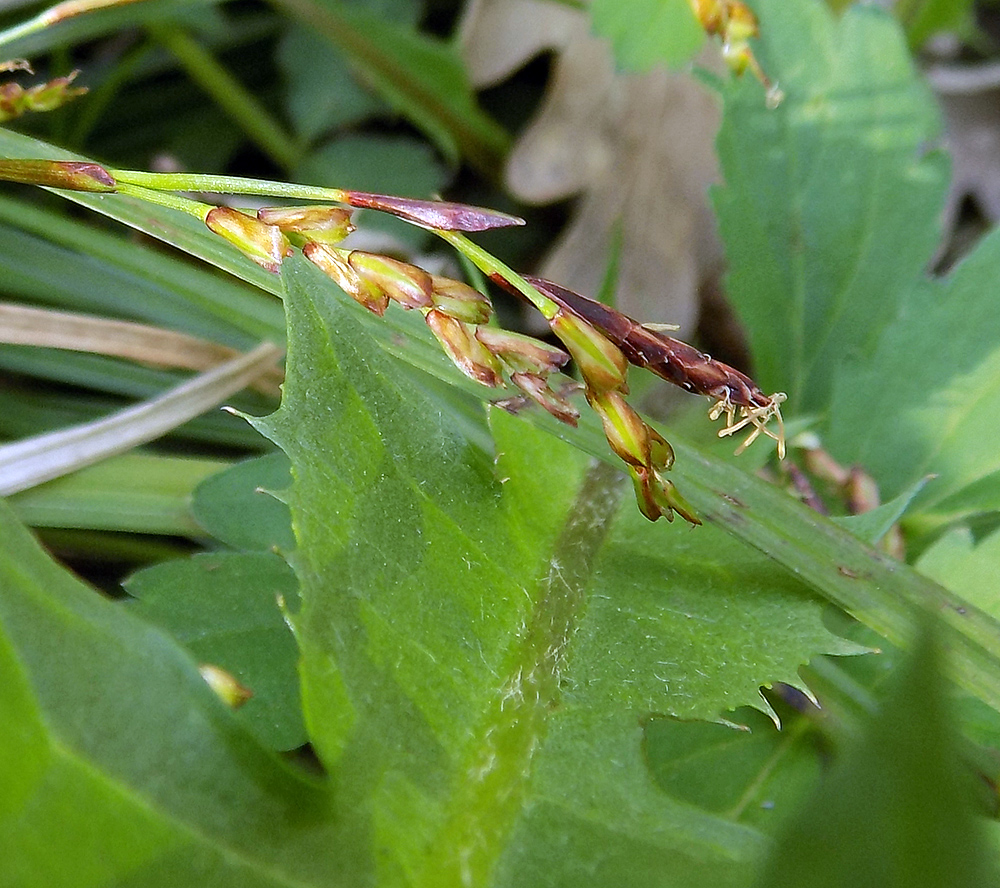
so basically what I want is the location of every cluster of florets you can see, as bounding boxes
[0,59,87,123]
[205,202,582,429]
[0,156,785,525]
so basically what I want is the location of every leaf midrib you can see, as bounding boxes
[415,459,626,887]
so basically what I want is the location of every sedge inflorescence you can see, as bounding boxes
[192,191,787,525]
[0,158,785,524]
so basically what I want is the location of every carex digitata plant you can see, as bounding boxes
[0,155,786,524]
[0,0,785,524]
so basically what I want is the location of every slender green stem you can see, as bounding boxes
[0,14,49,49]
[115,182,212,220]
[0,0,147,52]
[109,168,351,203]
[434,230,561,321]
[146,21,301,170]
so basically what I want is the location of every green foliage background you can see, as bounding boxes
[2,0,1000,885]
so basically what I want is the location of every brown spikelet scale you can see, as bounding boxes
[341,191,525,231]
[522,276,786,458]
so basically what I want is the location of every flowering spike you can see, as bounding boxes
[587,389,650,469]
[425,309,502,387]
[303,242,388,315]
[651,474,702,525]
[627,466,665,522]
[348,252,433,310]
[524,275,785,459]
[342,191,525,231]
[712,390,786,458]
[206,207,292,273]
[257,206,354,244]
[429,275,493,324]
[647,426,675,473]
[0,159,115,191]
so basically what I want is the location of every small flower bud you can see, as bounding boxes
[650,473,701,526]
[342,191,525,231]
[627,466,700,525]
[475,327,569,375]
[199,664,253,709]
[348,252,433,310]
[690,0,724,33]
[586,388,650,468]
[511,372,579,426]
[206,207,292,273]
[725,2,759,41]
[425,309,502,387]
[0,159,115,191]
[550,311,629,393]
[429,275,493,324]
[647,426,675,472]
[257,206,354,244]
[628,465,664,523]
[303,242,388,315]
[0,70,86,122]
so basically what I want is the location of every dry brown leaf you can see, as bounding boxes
[927,61,1000,227]
[0,302,284,396]
[459,0,582,88]
[460,0,721,334]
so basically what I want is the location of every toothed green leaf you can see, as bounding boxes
[247,255,856,885]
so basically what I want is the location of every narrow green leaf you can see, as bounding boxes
[831,478,928,544]
[591,0,705,72]
[0,192,284,345]
[0,343,282,495]
[271,0,511,172]
[714,0,947,412]
[0,385,272,449]
[661,439,1000,715]
[7,452,225,535]
[0,128,285,297]
[0,0,213,58]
